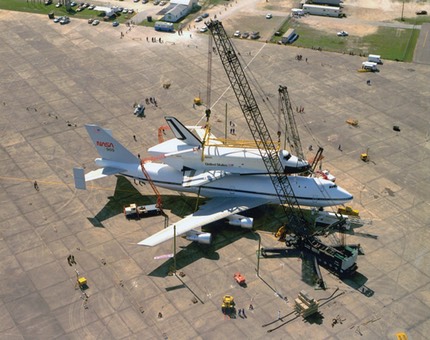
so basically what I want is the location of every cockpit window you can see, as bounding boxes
[329,184,337,188]
[283,153,291,160]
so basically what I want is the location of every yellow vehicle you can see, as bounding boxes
[361,148,369,162]
[337,206,359,217]
[275,225,287,241]
[194,97,202,105]
[221,295,235,314]
[396,332,408,340]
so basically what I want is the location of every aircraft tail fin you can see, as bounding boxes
[165,116,202,147]
[85,124,139,164]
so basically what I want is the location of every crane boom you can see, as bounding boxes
[206,20,308,233]
[278,85,305,160]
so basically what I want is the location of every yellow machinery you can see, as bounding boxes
[396,332,408,340]
[275,225,287,241]
[194,97,202,105]
[360,148,369,162]
[221,295,235,314]
[337,206,359,217]
[77,277,87,287]
[346,118,359,127]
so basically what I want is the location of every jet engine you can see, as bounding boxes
[227,214,253,229]
[185,230,212,244]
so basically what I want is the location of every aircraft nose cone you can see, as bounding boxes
[339,186,353,201]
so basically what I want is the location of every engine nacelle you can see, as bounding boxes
[227,214,253,229]
[185,231,212,244]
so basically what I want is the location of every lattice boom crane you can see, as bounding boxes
[206,20,308,233]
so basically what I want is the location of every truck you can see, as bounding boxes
[124,203,161,219]
[361,61,378,72]
[291,8,304,17]
[368,54,383,64]
[337,206,359,217]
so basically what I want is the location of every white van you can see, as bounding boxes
[368,54,382,64]
[362,61,378,72]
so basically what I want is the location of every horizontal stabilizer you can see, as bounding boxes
[73,167,86,190]
[182,170,230,187]
[85,167,124,182]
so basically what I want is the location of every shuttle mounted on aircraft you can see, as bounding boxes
[73,117,353,247]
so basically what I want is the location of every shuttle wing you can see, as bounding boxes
[138,197,269,247]
[182,170,231,187]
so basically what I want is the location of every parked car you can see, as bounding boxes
[416,10,427,15]
[45,0,52,5]
[153,0,160,5]
[70,1,77,6]
[55,3,62,8]
[88,18,94,24]
[250,31,260,39]
[337,30,348,36]
[241,32,249,39]
[142,0,148,3]
[199,26,208,33]
[88,5,95,10]
[266,13,272,19]
[92,19,100,26]
[201,13,209,18]
[53,16,63,23]
[159,1,167,6]
[60,16,70,25]
[195,16,203,22]
[233,30,241,37]
[112,21,119,27]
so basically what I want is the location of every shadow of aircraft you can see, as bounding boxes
[148,219,260,277]
[87,175,205,228]
[88,176,151,227]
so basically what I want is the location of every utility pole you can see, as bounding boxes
[401,0,405,21]
[224,103,228,141]
[173,225,177,274]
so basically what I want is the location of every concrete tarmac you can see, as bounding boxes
[0,10,430,340]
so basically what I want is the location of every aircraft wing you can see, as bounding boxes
[138,197,270,247]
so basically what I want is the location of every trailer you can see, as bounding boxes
[124,203,161,219]
[302,4,342,17]
[312,0,342,6]
[154,21,174,32]
[281,28,297,44]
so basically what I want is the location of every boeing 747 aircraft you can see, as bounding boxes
[74,117,353,246]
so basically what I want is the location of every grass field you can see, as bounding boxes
[271,18,420,62]
[0,0,422,62]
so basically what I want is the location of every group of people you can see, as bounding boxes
[67,254,76,266]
